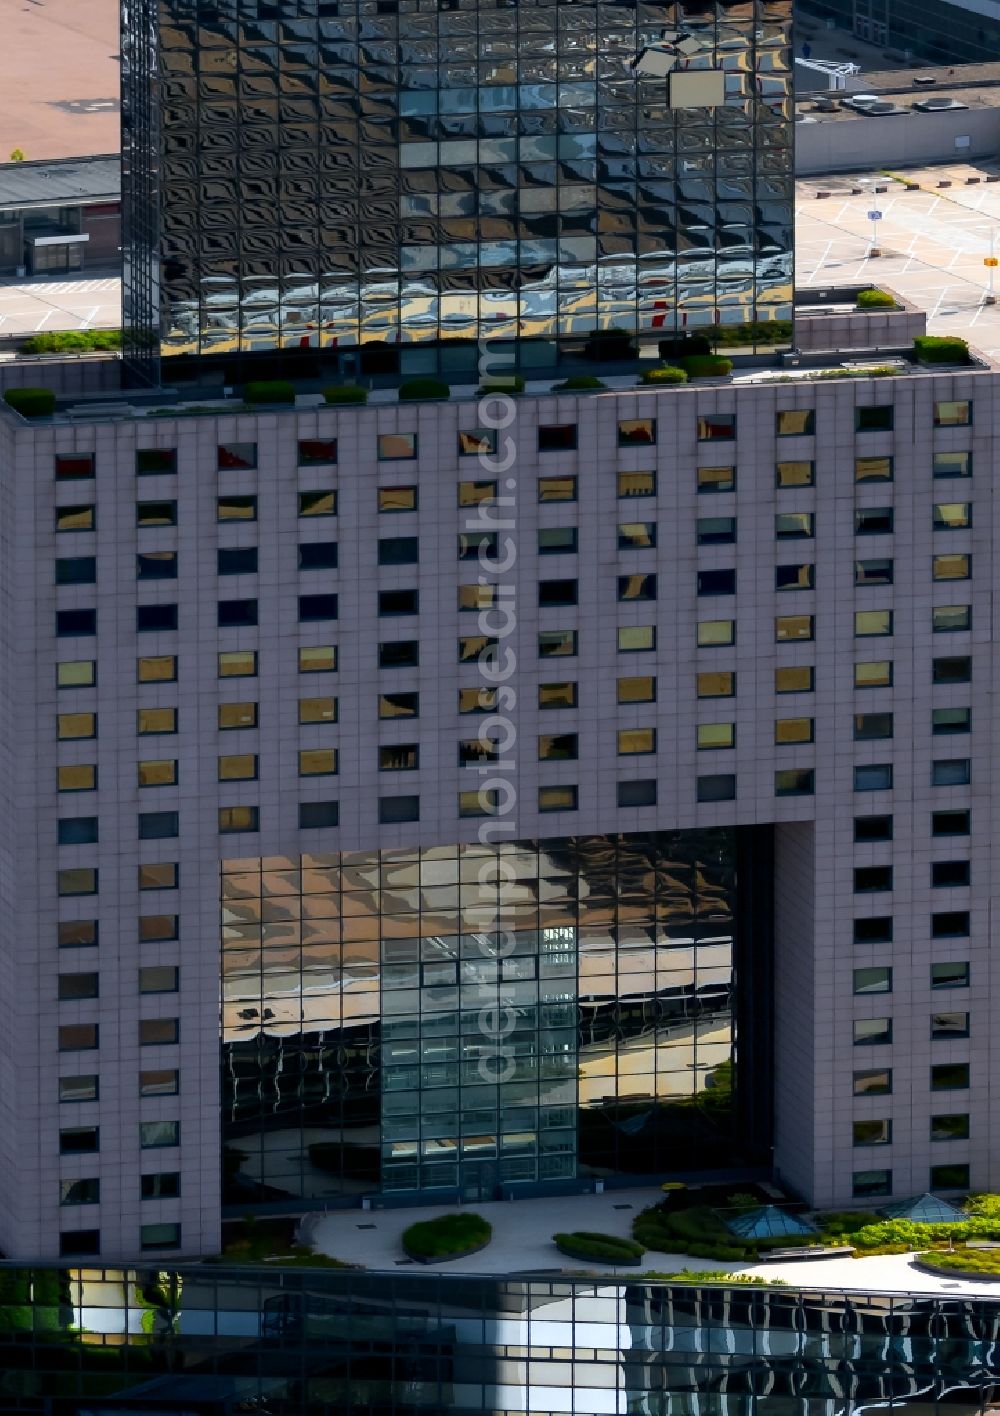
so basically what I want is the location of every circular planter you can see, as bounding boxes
[554,1239,645,1267]
[912,1256,1000,1282]
[403,1237,493,1265]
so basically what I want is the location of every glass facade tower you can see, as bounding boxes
[222,829,758,1204]
[121,0,794,382]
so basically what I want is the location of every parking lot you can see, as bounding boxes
[0,275,120,339]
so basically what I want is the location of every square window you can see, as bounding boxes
[697,722,734,749]
[855,712,893,741]
[855,559,893,587]
[458,635,496,663]
[299,593,338,622]
[775,563,814,591]
[776,409,815,436]
[934,451,971,479]
[217,443,256,470]
[932,605,971,632]
[617,522,655,550]
[137,708,177,736]
[140,1222,182,1251]
[218,702,257,730]
[618,418,656,446]
[932,706,970,735]
[218,650,257,678]
[854,763,893,791]
[216,599,258,630]
[696,569,735,596]
[775,615,814,642]
[538,682,577,709]
[539,629,577,658]
[56,556,97,586]
[58,817,98,846]
[697,414,735,441]
[57,868,97,897]
[854,1068,892,1095]
[299,801,339,829]
[854,966,892,993]
[855,610,893,637]
[930,1163,971,1192]
[56,609,96,637]
[697,671,734,698]
[139,965,178,994]
[457,481,496,507]
[60,1178,100,1206]
[378,692,416,719]
[934,400,971,427]
[218,753,258,782]
[299,645,337,673]
[698,620,735,647]
[379,640,419,669]
[458,428,498,456]
[697,465,735,493]
[697,773,736,803]
[539,475,577,502]
[933,655,971,685]
[932,809,970,837]
[137,604,178,633]
[217,547,258,577]
[854,915,893,944]
[56,504,95,533]
[538,579,577,607]
[538,423,577,452]
[697,517,736,546]
[774,665,813,693]
[57,711,96,741]
[139,914,178,943]
[855,456,893,483]
[776,460,814,487]
[775,768,814,796]
[855,405,894,432]
[138,759,177,788]
[141,1172,181,1200]
[218,806,259,832]
[136,448,177,476]
[138,862,178,890]
[617,469,657,500]
[853,1119,891,1146]
[57,660,96,689]
[297,438,337,466]
[854,814,892,842]
[854,661,892,689]
[931,1009,969,1038]
[930,1113,969,1141]
[933,553,971,581]
[378,744,419,771]
[298,542,339,572]
[299,490,338,517]
[618,676,655,704]
[58,971,98,1001]
[855,507,893,535]
[379,536,419,566]
[458,788,499,817]
[136,552,177,582]
[539,784,579,811]
[852,1168,891,1199]
[139,1018,178,1045]
[58,920,97,948]
[854,865,893,893]
[774,717,813,744]
[138,811,178,841]
[617,779,656,808]
[618,573,657,601]
[379,589,418,616]
[300,748,338,776]
[139,1069,179,1097]
[932,758,970,787]
[137,500,177,527]
[139,655,177,683]
[775,512,814,539]
[59,1228,101,1256]
[217,496,256,524]
[60,1126,99,1154]
[617,728,655,754]
[932,860,970,888]
[59,1023,99,1051]
[854,1017,892,1045]
[379,794,419,824]
[140,1120,180,1148]
[934,502,972,530]
[371,432,417,461]
[931,910,970,939]
[931,1063,970,1091]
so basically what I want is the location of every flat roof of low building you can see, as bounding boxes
[0,156,119,212]
[0,0,119,163]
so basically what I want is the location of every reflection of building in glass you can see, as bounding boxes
[121,0,793,380]
[222,830,751,1202]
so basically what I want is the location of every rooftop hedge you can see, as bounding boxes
[679,354,734,378]
[478,375,525,395]
[3,387,55,418]
[398,377,450,400]
[856,289,897,310]
[913,335,970,364]
[552,376,607,391]
[243,380,295,405]
[21,329,122,354]
[640,366,688,385]
[554,1231,646,1265]
[322,385,368,404]
[402,1212,492,1261]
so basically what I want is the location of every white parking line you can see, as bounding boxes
[34,309,55,331]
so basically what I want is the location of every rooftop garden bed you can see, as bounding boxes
[208,1217,355,1269]
[856,288,897,310]
[3,387,55,418]
[398,377,450,401]
[20,329,122,354]
[554,1231,646,1266]
[914,1248,1000,1279]
[322,384,368,404]
[914,334,970,365]
[402,1212,492,1263]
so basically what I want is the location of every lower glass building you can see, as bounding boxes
[3,1264,1000,1416]
[222,829,770,1205]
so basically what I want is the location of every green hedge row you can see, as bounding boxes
[402,1212,492,1260]
[21,328,122,354]
[554,1231,646,1264]
[856,289,897,310]
[3,387,55,418]
[913,335,970,364]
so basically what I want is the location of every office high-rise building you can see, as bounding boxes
[121,0,794,383]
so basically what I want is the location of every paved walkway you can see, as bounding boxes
[309,1189,1000,1296]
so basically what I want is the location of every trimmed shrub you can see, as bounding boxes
[554,1231,646,1265]
[679,354,734,378]
[966,1193,1000,1219]
[552,376,607,392]
[917,1247,1000,1277]
[648,1270,789,1287]
[710,320,793,347]
[479,375,525,395]
[21,329,122,354]
[687,1241,752,1261]
[322,385,368,405]
[398,377,450,401]
[3,387,55,418]
[584,328,635,362]
[244,380,295,405]
[856,288,896,310]
[640,366,688,386]
[402,1212,492,1261]
[914,335,970,364]
[659,333,712,360]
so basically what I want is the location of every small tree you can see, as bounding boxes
[8,149,25,163]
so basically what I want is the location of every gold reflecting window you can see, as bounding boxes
[696,465,735,493]
[697,723,735,750]
[855,661,892,688]
[617,675,655,704]
[299,697,337,724]
[776,409,816,436]
[457,481,497,506]
[855,610,892,637]
[775,615,814,642]
[697,619,735,647]
[57,712,96,740]
[458,788,499,816]
[139,654,177,683]
[618,418,656,446]
[934,400,971,427]
[219,702,257,729]
[458,584,496,610]
[538,475,577,502]
[932,553,970,580]
[56,505,95,532]
[458,634,495,662]
[855,456,893,483]
[933,503,972,530]
[299,748,338,776]
[538,785,577,812]
[218,754,257,781]
[458,429,497,456]
[299,645,337,673]
[537,733,577,761]
[458,687,497,713]
[58,764,96,792]
[538,682,577,709]
[298,490,337,517]
[616,469,656,498]
[380,692,420,717]
[218,806,258,833]
[138,862,178,890]
[775,665,814,692]
[377,486,417,512]
[57,660,96,689]
[138,759,178,787]
[617,625,655,652]
[217,495,256,521]
[219,650,257,678]
[775,717,813,744]
[776,460,814,487]
[697,671,735,698]
[137,708,177,735]
[618,727,655,754]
